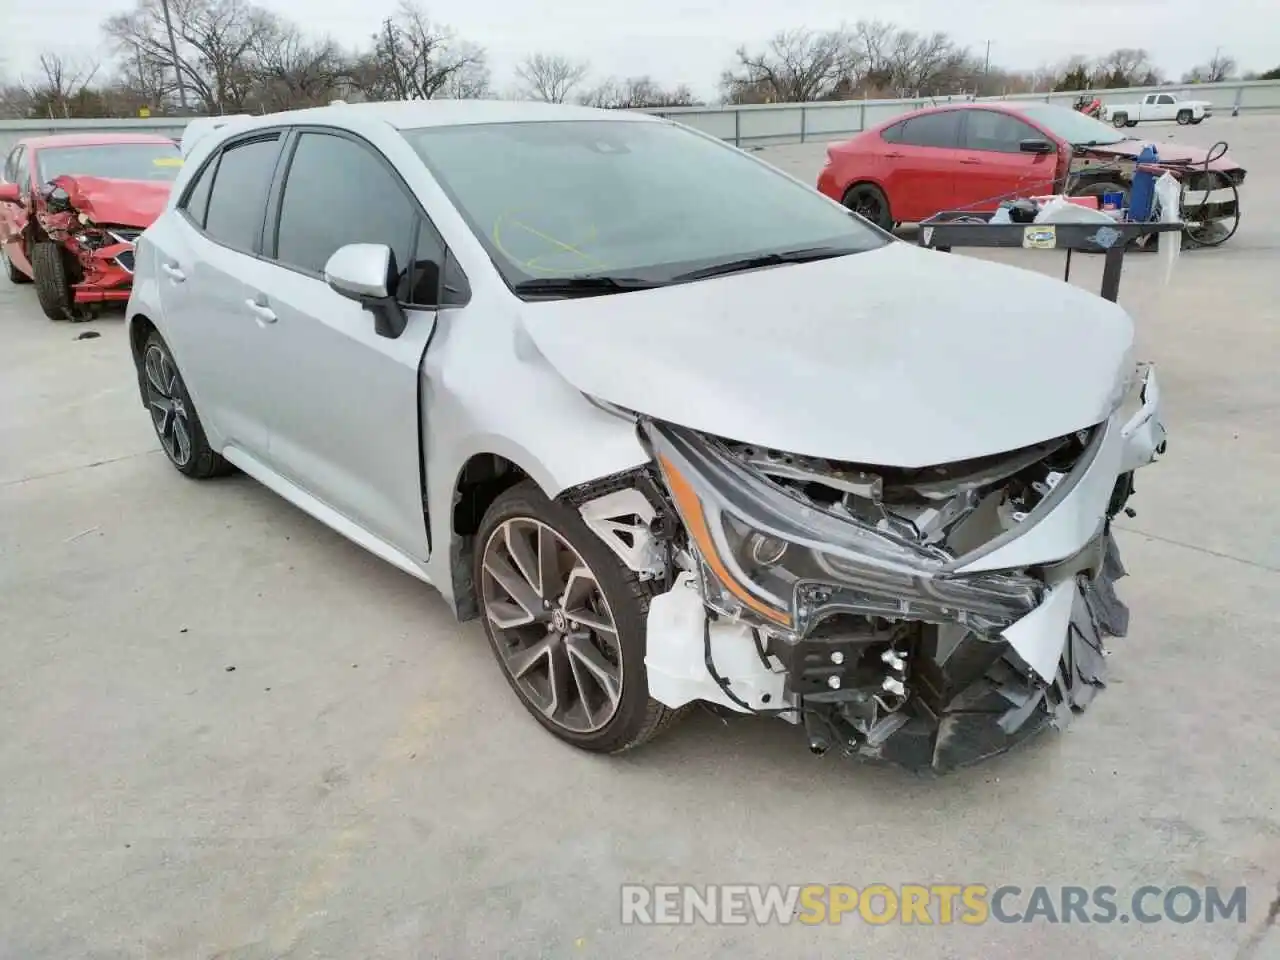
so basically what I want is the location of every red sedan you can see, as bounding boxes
[0,133,181,320]
[817,101,1245,232]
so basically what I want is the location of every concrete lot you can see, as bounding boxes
[2,115,1278,960]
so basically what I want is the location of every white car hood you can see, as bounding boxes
[517,242,1135,468]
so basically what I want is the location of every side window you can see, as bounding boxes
[14,147,28,197]
[962,111,1044,153]
[274,132,416,286]
[203,136,281,252]
[880,121,905,144]
[1157,94,1175,105]
[898,112,962,148]
[180,156,217,228]
[2,147,16,182]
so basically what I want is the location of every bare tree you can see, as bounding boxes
[515,52,588,103]
[103,0,280,113]
[721,28,856,103]
[1095,48,1158,88]
[579,76,697,109]
[252,25,345,110]
[349,1,487,101]
[21,52,103,118]
[1184,50,1238,83]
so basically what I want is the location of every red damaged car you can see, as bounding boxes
[817,102,1245,243]
[0,133,182,320]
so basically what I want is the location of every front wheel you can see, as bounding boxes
[1176,110,1192,125]
[1190,116,1205,125]
[31,241,74,320]
[474,481,682,753]
[1112,113,1128,128]
[841,183,894,231]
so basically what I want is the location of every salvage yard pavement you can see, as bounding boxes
[2,113,1279,960]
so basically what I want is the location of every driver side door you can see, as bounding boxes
[0,145,33,277]
[246,128,469,562]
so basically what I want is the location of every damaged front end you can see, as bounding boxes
[36,177,146,307]
[609,364,1166,773]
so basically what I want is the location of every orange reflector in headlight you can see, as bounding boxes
[657,453,792,627]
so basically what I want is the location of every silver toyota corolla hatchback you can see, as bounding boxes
[127,100,1167,772]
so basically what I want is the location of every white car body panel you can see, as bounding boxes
[519,241,1135,468]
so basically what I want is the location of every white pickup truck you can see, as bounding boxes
[1103,93,1212,127]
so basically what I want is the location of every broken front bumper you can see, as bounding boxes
[642,365,1166,773]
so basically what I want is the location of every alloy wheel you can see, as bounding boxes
[143,344,193,467]
[481,517,624,734]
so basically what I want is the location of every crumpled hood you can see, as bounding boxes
[51,176,170,228]
[1084,139,1240,172]
[517,242,1136,468]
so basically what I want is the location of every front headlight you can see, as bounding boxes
[649,425,1042,637]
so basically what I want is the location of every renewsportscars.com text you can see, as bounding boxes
[620,884,1249,926]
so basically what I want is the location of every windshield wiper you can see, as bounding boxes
[669,246,860,283]
[512,275,661,298]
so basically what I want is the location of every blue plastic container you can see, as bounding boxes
[1101,191,1125,211]
[1129,144,1159,221]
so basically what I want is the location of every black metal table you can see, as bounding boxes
[917,211,1185,303]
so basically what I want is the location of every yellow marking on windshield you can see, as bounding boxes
[493,213,610,273]
[152,157,184,167]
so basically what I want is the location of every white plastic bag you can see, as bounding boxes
[990,204,1013,225]
[1154,172,1182,284]
[1033,195,1118,225]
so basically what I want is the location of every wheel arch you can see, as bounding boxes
[447,452,535,621]
[128,312,159,407]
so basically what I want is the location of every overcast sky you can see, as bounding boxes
[2,0,1274,98]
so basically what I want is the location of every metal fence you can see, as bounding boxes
[2,79,1277,156]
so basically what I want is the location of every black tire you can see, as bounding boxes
[1190,116,1205,125]
[474,480,683,754]
[1176,110,1192,125]
[1111,113,1128,128]
[31,241,74,320]
[2,244,31,284]
[1072,180,1129,208]
[1125,120,1139,128]
[841,182,894,231]
[138,330,232,478]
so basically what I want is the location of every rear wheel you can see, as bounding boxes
[1190,116,1205,125]
[139,331,232,478]
[2,245,31,284]
[1176,110,1192,125]
[1125,120,1139,128]
[841,183,894,231]
[31,241,74,320]
[1112,113,1128,128]
[474,480,682,753]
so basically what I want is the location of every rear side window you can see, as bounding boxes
[962,111,1043,153]
[897,112,962,148]
[180,158,216,228]
[880,122,905,144]
[203,136,281,252]
[274,132,416,282]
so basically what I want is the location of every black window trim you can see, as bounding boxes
[177,128,287,259]
[263,123,470,309]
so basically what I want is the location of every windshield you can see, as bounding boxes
[37,143,183,183]
[1015,104,1127,146]
[404,120,887,292]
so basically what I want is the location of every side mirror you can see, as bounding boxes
[41,182,73,213]
[0,182,19,204]
[1019,139,1056,155]
[323,242,407,339]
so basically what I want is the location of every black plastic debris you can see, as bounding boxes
[76,331,101,340]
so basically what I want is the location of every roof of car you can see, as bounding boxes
[235,98,657,131]
[20,132,179,150]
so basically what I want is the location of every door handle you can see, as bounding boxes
[161,262,185,282]
[245,298,277,324]
[959,157,983,165]
[884,152,904,159]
